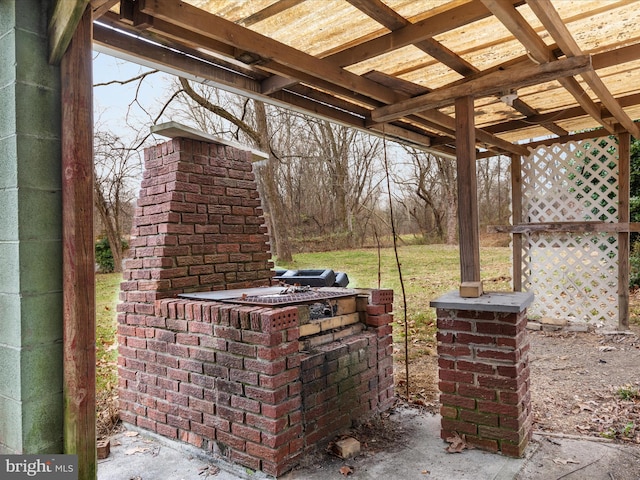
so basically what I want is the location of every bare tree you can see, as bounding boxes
[400,148,458,244]
[177,78,293,261]
[93,130,143,271]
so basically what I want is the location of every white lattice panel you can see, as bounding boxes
[520,138,619,325]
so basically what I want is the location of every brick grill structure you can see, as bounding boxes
[431,292,534,457]
[117,134,394,477]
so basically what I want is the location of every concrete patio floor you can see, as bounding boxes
[97,405,640,480]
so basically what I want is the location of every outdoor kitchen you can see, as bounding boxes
[117,128,394,477]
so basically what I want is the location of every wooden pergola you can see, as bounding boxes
[48,1,640,477]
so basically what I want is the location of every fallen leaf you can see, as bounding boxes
[421,469,430,474]
[339,465,354,476]
[445,432,472,453]
[124,431,139,437]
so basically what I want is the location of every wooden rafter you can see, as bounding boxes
[49,0,89,64]
[480,0,618,135]
[525,0,640,138]
[371,55,592,122]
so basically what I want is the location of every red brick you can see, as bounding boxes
[439,369,474,384]
[464,435,499,452]
[440,406,458,419]
[366,313,393,327]
[438,344,472,357]
[216,430,246,452]
[440,393,476,410]
[460,409,499,427]
[232,423,262,443]
[440,418,478,435]
[457,384,497,401]
[477,400,523,417]
[437,317,473,331]
[229,451,260,472]
[370,289,393,305]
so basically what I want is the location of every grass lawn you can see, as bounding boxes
[277,244,512,344]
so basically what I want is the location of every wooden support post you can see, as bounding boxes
[618,132,630,330]
[455,96,481,286]
[61,6,96,479]
[510,153,523,291]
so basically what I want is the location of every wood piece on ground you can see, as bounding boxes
[332,437,361,459]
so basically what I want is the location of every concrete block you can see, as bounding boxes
[18,188,62,241]
[21,343,63,403]
[15,28,59,89]
[0,242,20,294]
[0,395,22,452]
[0,84,17,138]
[0,189,19,241]
[21,292,63,347]
[16,137,61,190]
[0,293,21,348]
[15,82,60,138]
[19,239,62,295]
[0,31,16,87]
[0,135,18,189]
[0,346,21,398]
[21,391,64,453]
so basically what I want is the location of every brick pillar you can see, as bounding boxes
[121,136,273,305]
[365,289,395,410]
[431,291,534,457]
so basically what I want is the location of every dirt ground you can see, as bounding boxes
[394,324,640,444]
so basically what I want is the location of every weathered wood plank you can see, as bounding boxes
[49,0,89,64]
[456,96,481,284]
[511,154,523,291]
[61,6,96,479]
[489,222,640,233]
[299,313,360,338]
[618,132,630,329]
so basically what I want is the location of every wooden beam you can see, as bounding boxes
[239,0,304,27]
[49,0,89,64]
[510,154,523,291]
[456,96,481,283]
[482,0,616,134]
[326,1,510,67]
[371,55,592,122]
[61,5,96,478]
[618,132,630,329]
[139,0,404,106]
[91,0,119,19]
[489,222,640,233]
[128,2,527,156]
[526,0,640,138]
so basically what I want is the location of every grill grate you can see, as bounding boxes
[222,288,356,306]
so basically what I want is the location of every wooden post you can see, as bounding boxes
[618,132,630,330]
[455,96,481,284]
[511,153,523,291]
[61,5,96,479]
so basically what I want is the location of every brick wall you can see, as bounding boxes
[120,136,273,307]
[118,136,395,476]
[118,292,394,476]
[436,307,532,457]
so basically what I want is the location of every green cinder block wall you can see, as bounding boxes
[0,0,63,454]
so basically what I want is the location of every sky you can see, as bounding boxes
[92,51,174,143]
